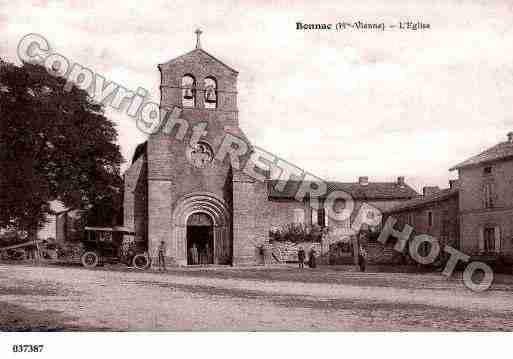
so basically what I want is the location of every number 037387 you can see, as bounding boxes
[12,344,44,353]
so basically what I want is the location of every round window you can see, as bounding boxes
[186,141,214,168]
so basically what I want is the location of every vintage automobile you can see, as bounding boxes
[81,226,150,270]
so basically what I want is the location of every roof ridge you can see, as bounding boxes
[158,48,238,74]
[386,187,459,213]
[450,139,513,170]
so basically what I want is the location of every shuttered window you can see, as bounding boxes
[293,208,305,224]
[484,182,494,208]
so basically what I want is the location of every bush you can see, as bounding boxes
[269,223,325,243]
[0,228,28,247]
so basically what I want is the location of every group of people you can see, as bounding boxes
[155,240,214,271]
[157,236,369,271]
[297,247,317,269]
[297,240,368,271]
[188,243,212,265]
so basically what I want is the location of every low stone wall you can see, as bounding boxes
[266,241,322,263]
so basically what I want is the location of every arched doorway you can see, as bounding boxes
[187,212,214,265]
[171,192,232,265]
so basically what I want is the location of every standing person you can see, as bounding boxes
[157,241,166,271]
[297,246,305,269]
[308,248,317,268]
[189,243,199,265]
[205,242,211,264]
[126,244,136,267]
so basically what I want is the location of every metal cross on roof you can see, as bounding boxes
[195,28,202,49]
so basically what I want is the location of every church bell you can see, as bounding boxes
[183,87,194,100]
[205,87,217,103]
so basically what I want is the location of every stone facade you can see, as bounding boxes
[122,43,419,266]
[385,184,460,250]
[381,132,513,265]
[451,137,513,256]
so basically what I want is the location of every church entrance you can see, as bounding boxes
[186,212,214,265]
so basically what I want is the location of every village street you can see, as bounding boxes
[1,263,513,331]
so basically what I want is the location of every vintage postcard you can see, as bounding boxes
[0,0,512,357]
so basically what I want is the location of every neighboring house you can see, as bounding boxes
[122,34,418,266]
[385,181,460,250]
[267,176,418,238]
[450,132,513,257]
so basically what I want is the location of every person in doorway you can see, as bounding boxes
[126,244,136,268]
[297,246,305,269]
[204,242,211,265]
[358,244,367,272]
[157,241,166,271]
[308,248,317,268]
[189,243,199,265]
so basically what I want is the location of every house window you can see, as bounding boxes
[317,207,326,227]
[483,166,492,175]
[483,182,494,208]
[181,75,196,108]
[293,208,305,224]
[427,211,433,227]
[408,213,414,226]
[204,77,217,109]
[484,227,495,252]
[441,210,449,239]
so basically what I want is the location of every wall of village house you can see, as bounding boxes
[459,161,513,211]
[458,161,513,255]
[460,209,513,255]
[245,182,415,242]
[390,195,459,249]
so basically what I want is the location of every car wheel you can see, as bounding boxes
[132,254,150,270]
[81,251,99,268]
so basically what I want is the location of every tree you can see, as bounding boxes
[0,60,123,240]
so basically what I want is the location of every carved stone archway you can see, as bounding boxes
[171,192,232,265]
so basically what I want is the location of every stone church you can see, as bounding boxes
[123,31,418,266]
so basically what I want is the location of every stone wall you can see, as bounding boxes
[389,193,460,250]
[268,241,322,263]
[144,48,240,266]
[458,160,513,254]
[123,156,147,251]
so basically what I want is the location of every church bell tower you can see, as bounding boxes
[146,30,242,266]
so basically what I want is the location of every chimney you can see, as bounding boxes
[449,179,460,189]
[508,132,513,143]
[423,186,440,197]
[397,176,405,187]
[358,176,369,186]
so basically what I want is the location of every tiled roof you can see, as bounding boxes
[450,140,513,170]
[267,180,418,200]
[386,188,458,213]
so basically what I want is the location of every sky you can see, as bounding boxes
[2,0,513,199]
